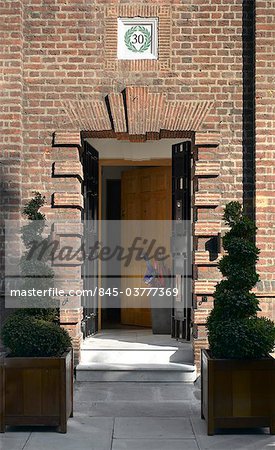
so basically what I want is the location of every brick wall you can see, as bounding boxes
[243,0,256,218]
[0,1,24,346]
[21,0,245,365]
[3,0,272,366]
[255,0,275,322]
[22,0,244,191]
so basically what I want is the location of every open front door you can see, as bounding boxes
[171,141,192,341]
[82,140,99,337]
[121,166,172,327]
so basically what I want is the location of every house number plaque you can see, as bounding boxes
[117,17,158,60]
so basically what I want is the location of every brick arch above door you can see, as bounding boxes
[57,86,217,142]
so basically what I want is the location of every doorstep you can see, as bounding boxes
[76,330,196,382]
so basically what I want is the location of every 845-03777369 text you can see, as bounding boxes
[9,287,179,298]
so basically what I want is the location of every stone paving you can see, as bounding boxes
[0,381,274,450]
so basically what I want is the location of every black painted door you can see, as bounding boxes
[82,140,99,337]
[171,141,192,341]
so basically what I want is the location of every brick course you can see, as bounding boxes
[255,0,275,288]
[0,0,274,367]
[254,0,275,342]
[0,0,24,346]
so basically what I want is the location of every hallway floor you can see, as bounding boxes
[81,328,193,352]
[1,381,274,450]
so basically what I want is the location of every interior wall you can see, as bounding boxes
[101,166,136,220]
[101,165,138,327]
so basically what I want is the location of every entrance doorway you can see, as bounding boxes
[121,166,171,327]
[101,164,172,330]
[81,138,193,341]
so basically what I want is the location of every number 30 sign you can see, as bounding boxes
[117,18,158,60]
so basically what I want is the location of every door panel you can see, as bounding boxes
[82,141,99,337]
[171,141,192,341]
[121,166,172,327]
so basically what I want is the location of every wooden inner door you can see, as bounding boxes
[121,166,172,327]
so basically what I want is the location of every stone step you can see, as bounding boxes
[79,348,193,365]
[76,331,196,382]
[76,347,196,382]
[76,362,196,382]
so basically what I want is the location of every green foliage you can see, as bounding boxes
[22,192,45,221]
[1,314,71,357]
[207,201,275,359]
[213,285,260,319]
[207,315,275,359]
[14,308,58,323]
[19,192,58,314]
[1,192,70,357]
[124,26,151,53]
[223,201,242,227]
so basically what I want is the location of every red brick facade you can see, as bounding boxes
[0,0,274,367]
[0,0,24,337]
[255,0,275,320]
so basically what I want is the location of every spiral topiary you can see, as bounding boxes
[207,201,275,359]
[19,192,58,319]
[1,192,71,357]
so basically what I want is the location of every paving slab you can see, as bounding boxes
[189,399,202,417]
[75,381,159,401]
[108,383,158,401]
[156,383,197,401]
[114,417,194,439]
[191,417,275,450]
[75,400,192,417]
[24,417,113,450]
[112,438,199,450]
[2,381,274,450]
[0,429,31,450]
[0,429,31,439]
[0,438,29,450]
[74,382,111,401]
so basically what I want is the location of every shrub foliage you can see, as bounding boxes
[1,192,71,357]
[207,201,275,359]
[2,313,71,357]
[20,192,58,318]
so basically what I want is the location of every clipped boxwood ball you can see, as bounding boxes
[14,308,58,323]
[1,314,71,357]
[207,315,275,359]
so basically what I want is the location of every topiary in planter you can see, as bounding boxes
[20,191,58,319]
[1,192,71,358]
[207,201,275,359]
[1,313,71,357]
[0,194,73,434]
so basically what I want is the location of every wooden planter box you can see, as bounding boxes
[0,348,73,433]
[201,349,275,435]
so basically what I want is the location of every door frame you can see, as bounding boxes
[98,158,172,330]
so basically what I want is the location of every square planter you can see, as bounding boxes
[0,348,73,433]
[201,349,275,435]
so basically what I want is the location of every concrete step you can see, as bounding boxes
[76,362,196,382]
[76,348,196,382]
[80,348,193,365]
[76,331,196,382]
